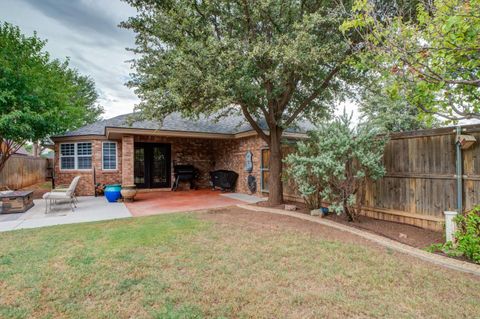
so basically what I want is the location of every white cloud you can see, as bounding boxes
[0,0,139,119]
[0,0,362,123]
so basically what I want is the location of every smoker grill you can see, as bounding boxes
[210,170,238,192]
[172,165,199,191]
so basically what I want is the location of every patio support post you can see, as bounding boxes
[122,136,135,186]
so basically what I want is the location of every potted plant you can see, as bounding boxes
[121,184,137,202]
[104,184,122,203]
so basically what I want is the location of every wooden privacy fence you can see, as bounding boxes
[0,155,49,189]
[362,124,480,231]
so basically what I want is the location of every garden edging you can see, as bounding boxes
[237,204,480,277]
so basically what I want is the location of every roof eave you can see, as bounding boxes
[51,127,309,142]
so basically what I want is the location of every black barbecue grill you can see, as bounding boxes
[172,165,199,191]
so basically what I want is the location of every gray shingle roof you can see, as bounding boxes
[54,112,314,137]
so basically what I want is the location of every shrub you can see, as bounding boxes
[453,207,480,263]
[284,112,387,221]
[427,207,480,264]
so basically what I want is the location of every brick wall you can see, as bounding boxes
[122,136,134,185]
[54,134,301,199]
[214,135,301,200]
[213,135,265,196]
[54,139,122,196]
[133,135,215,189]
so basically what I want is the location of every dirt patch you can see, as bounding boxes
[254,201,443,249]
[199,206,381,249]
[19,180,52,199]
[324,213,444,248]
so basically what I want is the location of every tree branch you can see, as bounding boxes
[284,65,342,127]
[239,103,270,143]
[278,72,298,112]
[0,139,24,175]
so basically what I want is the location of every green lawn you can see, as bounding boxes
[0,208,479,318]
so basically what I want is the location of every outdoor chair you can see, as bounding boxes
[52,183,79,205]
[43,176,81,213]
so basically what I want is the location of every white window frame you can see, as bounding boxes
[102,141,118,171]
[59,142,92,171]
[59,143,76,170]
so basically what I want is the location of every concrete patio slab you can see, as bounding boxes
[0,220,23,232]
[0,196,132,232]
[220,193,266,204]
[126,189,245,217]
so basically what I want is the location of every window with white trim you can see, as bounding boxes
[60,143,75,170]
[60,142,92,170]
[102,142,117,170]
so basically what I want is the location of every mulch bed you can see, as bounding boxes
[256,200,310,214]
[255,201,444,249]
[324,213,444,248]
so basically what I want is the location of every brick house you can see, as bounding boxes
[51,112,310,198]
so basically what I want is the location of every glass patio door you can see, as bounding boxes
[134,146,147,187]
[134,143,171,188]
[150,145,169,188]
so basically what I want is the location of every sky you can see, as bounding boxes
[0,0,139,119]
[0,0,359,121]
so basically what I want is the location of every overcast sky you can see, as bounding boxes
[0,0,359,121]
[0,0,139,119]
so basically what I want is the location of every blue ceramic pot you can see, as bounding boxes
[104,184,122,203]
[321,206,329,215]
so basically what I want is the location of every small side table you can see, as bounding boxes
[0,191,34,214]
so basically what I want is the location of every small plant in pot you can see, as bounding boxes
[121,185,137,202]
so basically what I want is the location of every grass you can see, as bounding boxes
[0,210,479,318]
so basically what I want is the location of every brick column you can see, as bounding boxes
[122,135,134,185]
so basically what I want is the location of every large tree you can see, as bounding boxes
[0,22,103,174]
[342,0,480,122]
[122,0,358,204]
[359,77,439,132]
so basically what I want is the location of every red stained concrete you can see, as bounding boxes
[125,189,244,217]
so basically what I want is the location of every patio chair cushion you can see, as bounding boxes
[43,192,71,200]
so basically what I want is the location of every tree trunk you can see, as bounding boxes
[343,196,354,222]
[268,127,283,205]
[33,142,39,157]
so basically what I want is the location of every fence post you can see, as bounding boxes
[444,211,458,242]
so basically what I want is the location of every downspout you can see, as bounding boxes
[445,126,464,243]
[93,166,97,197]
[455,126,463,214]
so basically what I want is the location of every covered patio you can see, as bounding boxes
[0,189,264,232]
[125,189,264,217]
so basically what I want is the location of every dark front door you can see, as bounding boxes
[134,143,171,188]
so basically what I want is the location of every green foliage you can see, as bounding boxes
[427,207,480,264]
[424,243,444,253]
[122,0,362,204]
[285,112,387,220]
[453,207,480,263]
[0,22,103,145]
[122,0,356,123]
[343,0,480,122]
[359,77,440,132]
